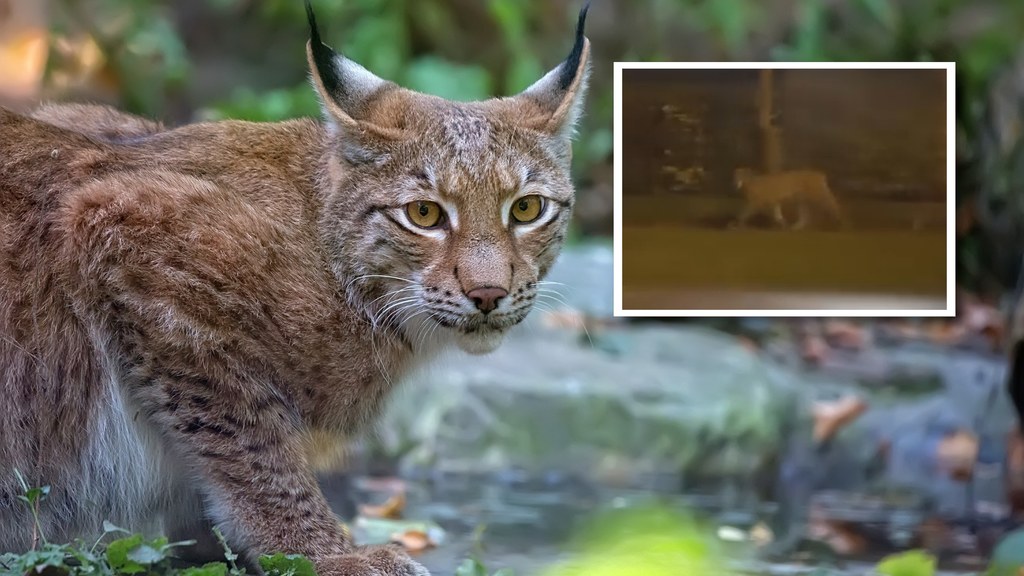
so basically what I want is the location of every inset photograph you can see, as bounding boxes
[614,64,953,316]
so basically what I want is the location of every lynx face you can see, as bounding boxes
[733,167,756,189]
[308,7,590,355]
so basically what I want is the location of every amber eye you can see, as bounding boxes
[510,195,545,223]
[406,201,444,229]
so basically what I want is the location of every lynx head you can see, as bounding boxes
[733,167,756,189]
[305,1,590,355]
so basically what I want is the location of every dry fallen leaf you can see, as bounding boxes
[736,335,760,353]
[807,516,868,556]
[914,516,953,553]
[1007,430,1024,516]
[801,335,829,365]
[937,429,979,481]
[390,529,435,554]
[359,492,406,520]
[749,522,774,548]
[812,395,868,443]
[926,320,967,346]
[823,320,867,350]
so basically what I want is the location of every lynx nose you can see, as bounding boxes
[465,286,508,313]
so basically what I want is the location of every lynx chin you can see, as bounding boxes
[0,1,591,575]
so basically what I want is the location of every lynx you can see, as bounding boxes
[731,167,846,230]
[0,2,590,575]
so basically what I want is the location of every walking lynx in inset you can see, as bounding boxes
[0,2,590,575]
[731,167,846,230]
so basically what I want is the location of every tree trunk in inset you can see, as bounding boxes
[758,69,782,173]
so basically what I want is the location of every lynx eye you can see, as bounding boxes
[510,195,545,224]
[406,201,444,229]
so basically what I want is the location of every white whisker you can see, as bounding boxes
[375,298,421,330]
[534,292,593,349]
[367,285,420,308]
[346,273,417,290]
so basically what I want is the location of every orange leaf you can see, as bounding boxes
[359,492,406,520]
[390,529,435,554]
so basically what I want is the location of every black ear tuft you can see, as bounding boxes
[557,2,590,90]
[305,0,342,97]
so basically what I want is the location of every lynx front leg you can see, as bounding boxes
[791,204,809,230]
[771,203,788,229]
[146,371,428,576]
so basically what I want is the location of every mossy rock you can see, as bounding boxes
[987,527,1024,576]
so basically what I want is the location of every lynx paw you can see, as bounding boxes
[316,545,430,576]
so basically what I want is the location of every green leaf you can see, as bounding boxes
[103,521,130,535]
[126,543,165,565]
[454,558,489,576]
[182,562,231,576]
[876,550,937,576]
[259,552,318,576]
[586,127,613,163]
[204,85,321,123]
[489,0,527,43]
[11,545,68,573]
[702,0,758,55]
[855,0,897,30]
[342,13,407,82]
[20,485,51,506]
[106,534,146,574]
[791,0,826,60]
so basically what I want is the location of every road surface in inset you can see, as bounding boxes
[621,225,947,312]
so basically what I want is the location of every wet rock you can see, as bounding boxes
[373,321,806,491]
[988,527,1024,575]
[356,246,1024,569]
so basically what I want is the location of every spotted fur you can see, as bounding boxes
[0,3,591,574]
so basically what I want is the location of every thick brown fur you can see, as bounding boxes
[31,102,166,141]
[732,168,846,230]
[0,4,590,575]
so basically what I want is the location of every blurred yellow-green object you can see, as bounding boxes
[540,506,728,576]
[875,550,937,576]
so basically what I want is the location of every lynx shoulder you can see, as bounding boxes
[731,168,846,230]
[0,2,591,575]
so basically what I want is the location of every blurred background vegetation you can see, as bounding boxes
[0,0,1023,298]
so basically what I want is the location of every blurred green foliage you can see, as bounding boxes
[539,505,727,576]
[38,0,1024,289]
[876,550,937,576]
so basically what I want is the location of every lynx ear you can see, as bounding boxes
[304,0,389,131]
[517,4,592,139]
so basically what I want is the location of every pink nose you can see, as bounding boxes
[465,286,508,313]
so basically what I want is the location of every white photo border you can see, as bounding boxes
[612,61,956,318]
